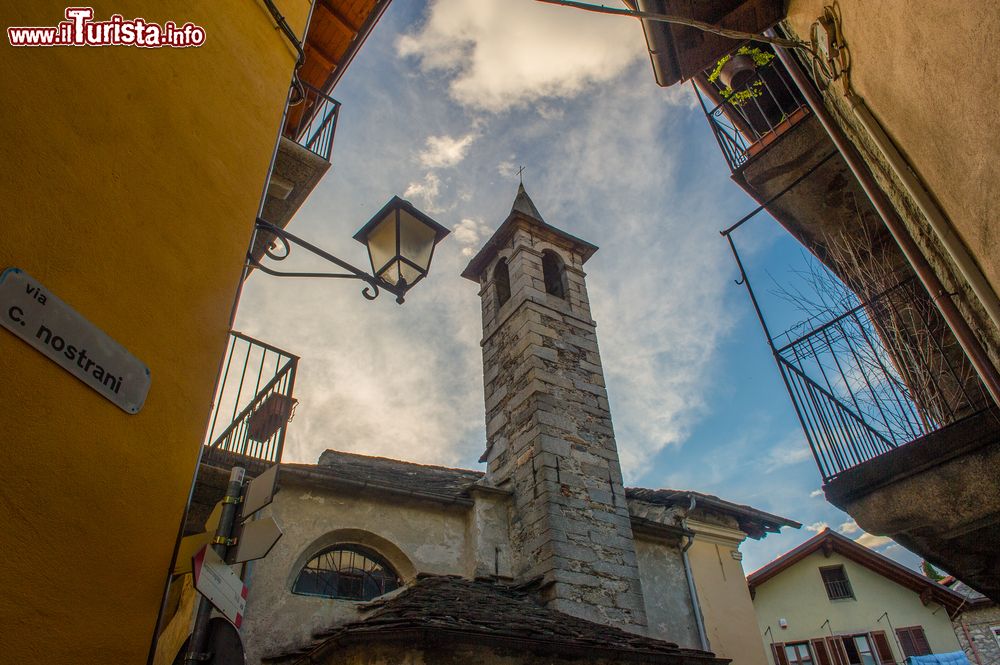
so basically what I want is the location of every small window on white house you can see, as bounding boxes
[292,545,401,601]
[820,565,854,600]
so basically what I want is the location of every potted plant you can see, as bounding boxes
[707,46,775,107]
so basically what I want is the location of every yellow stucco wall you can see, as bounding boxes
[752,551,961,664]
[687,520,770,665]
[0,0,310,661]
[785,0,1000,320]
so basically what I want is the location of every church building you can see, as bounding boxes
[235,186,799,664]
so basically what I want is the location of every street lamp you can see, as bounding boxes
[249,197,450,304]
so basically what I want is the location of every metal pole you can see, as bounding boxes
[184,466,245,664]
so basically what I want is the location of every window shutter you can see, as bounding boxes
[774,643,791,665]
[827,637,848,665]
[911,628,931,656]
[871,631,895,664]
[812,639,833,665]
[896,628,917,658]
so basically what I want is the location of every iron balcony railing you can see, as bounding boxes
[283,82,341,161]
[202,331,299,471]
[771,277,990,482]
[695,62,807,173]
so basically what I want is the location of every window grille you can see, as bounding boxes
[292,545,401,601]
[820,565,854,600]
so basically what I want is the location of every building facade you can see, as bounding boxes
[748,530,966,665]
[222,187,797,665]
[1,1,388,661]
[627,0,1000,599]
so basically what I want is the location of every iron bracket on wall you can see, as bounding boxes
[247,218,407,303]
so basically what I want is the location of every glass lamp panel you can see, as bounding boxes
[398,208,437,272]
[377,259,402,286]
[365,213,398,277]
[399,261,421,285]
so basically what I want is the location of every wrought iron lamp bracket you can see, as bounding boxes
[248,218,407,304]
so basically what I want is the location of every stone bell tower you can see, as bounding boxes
[461,185,647,629]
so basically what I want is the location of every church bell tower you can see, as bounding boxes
[461,185,647,629]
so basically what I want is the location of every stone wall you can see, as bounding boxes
[476,216,648,629]
[954,606,1000,665]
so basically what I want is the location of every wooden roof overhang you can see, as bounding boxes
[283,0,391,136]
[624,0,786,87]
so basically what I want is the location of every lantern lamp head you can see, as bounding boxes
[353,196,450,298]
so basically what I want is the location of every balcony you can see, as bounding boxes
[202,331,299,471]
[768,276,990,483]
[726,203,1000,600]
[695,58,808,173]
[186,332,298,535]
[252,83,342,265]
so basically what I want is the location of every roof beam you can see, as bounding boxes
[305,42,338,73]
[315,0,361,33]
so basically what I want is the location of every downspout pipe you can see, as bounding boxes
[766,31,1000,409]
[680,496,711,651]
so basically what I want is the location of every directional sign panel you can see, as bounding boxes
[230,517,283,564]
[192,545,247,628]
[242,463,279,519]
[173,501,225,576]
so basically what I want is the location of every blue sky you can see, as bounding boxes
[235,0,922,574]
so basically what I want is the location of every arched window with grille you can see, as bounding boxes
[541,250,567,299]
[291,544,402,601]
[494,258,511,307]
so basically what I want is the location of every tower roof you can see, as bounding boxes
[461,184,598,281]
[511,182,544,221]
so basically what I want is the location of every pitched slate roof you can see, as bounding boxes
[746,528,968,613]
[264,575,727,664]
[279,450,487,505]
[626,488,800,540]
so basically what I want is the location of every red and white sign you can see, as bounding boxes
[192,545,248,628]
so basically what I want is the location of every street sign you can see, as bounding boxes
[241,463,279,519]
[230,517,283,564]
[0,267,151,413]
[192,545,247,628]
[173,501,225,576]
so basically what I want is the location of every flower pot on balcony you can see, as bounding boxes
[248,392,297,442]
[719,54,757,91]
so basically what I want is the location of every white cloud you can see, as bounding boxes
[762,431,813,473]
[404,172,442,210]
[806,521,830,533]
[397,0,645,111]
[451,218,493,257]
[419,133,477,168]
[839,519,860,535]
[856,532,894,549]
[810,489,824,498]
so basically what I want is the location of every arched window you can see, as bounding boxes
[494,258,511,307]
[292,545,401,601]
[541,250,567,299]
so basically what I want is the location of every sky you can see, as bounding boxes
[234,0,924,575]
